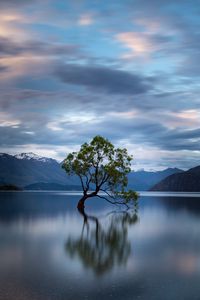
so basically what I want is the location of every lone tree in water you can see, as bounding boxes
[62,136,138,210]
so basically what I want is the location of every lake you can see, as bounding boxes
[1,191,200,300]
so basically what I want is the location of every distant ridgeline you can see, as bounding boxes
[0,184,22,191]
[1,152,198,191]
[24,182,82,191]
[151,166,200,192]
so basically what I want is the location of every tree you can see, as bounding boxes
[62,135,138,209]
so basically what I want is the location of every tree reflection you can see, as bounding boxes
[65,207,138,276]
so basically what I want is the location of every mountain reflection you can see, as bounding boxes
[65,208,138,276]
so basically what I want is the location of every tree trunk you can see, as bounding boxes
[77,191,98,210]
[77,195,88,210]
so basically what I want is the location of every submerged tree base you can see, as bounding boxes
[77,195,87,210]
[77,192,97,210]
[77,191,139,215]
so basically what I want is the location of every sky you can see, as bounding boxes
[0,0,200,170]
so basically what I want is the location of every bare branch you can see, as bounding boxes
[78,175,86,193]
[96,195,129,208]
[85,176,92,192]
[84,173,90,188]
[99,188,116,200]
[99,173,110,188]
[97,172,109,191]
[94,161,99,188]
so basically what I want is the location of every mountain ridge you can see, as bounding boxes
[150,166,200,192]
[0,152,183,190]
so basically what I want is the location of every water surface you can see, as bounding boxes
[0,191,200,300]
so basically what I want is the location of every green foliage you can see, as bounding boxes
[119,190,139,203]
[62,135,139,206]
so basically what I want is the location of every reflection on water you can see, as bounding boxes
[1,192,200,300]
[66,208,138,276]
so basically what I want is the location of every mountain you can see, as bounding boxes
[150,166,200,191]
[24,182,82,191]
[0,152,79,187]
[14,152,53,162]
[0,184,22,191]
[127,168,183,191]
[0,152,183,190]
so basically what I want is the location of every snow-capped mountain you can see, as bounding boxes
[14,152,56,163]
[0,153,76,187]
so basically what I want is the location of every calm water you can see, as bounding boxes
[1,191,200,300]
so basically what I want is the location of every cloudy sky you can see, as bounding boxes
[0,0,200,170]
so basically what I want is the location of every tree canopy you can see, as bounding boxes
[62,135,138,209]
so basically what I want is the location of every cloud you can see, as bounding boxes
[116,32,154,57]
[0,112,21,128]
[0,89,199,169]
[0,36,80,58]
[78,13,94,26]
[177,53,200,77]
[0,106,199,166]
[0,0,39,9]
[0,0,199,170]
[116,30,174,59]
[55,64,152,94]
[0,64,8,72]
[0,36,23,56]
